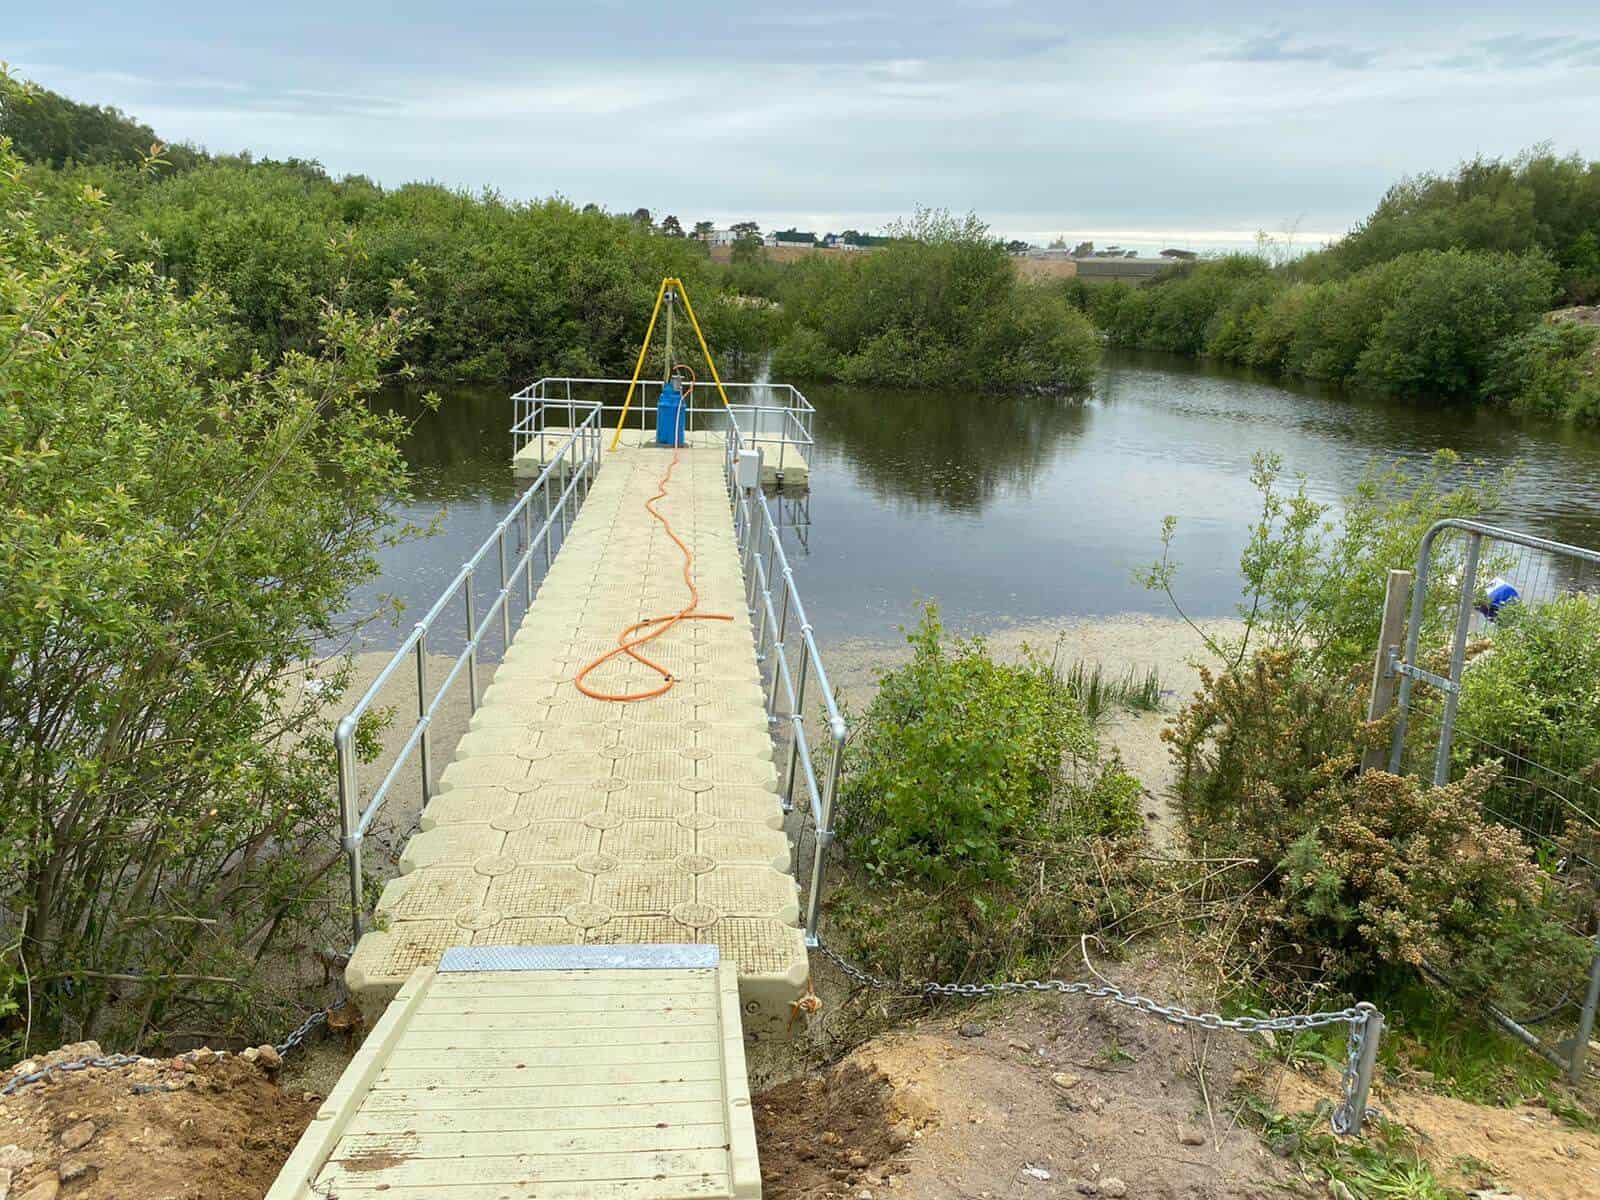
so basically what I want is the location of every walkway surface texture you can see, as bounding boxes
[346,441,810,1027]
[273,441,807,1197]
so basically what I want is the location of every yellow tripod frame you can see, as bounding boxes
[609,277,734,451]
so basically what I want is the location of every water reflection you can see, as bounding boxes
[806,384,1090,513]
[349,354,1600,649]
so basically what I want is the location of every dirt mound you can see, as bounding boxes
[756,1063,919,1198]
[759,978,1304,1200]
[0,1041,316,1200]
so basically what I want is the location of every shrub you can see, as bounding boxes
[0,128,418,1052]
[1274,767,1586,1007]
[1166,652,1585,1009]
[1167,647,1366,861]
[1485,319,1600,419]
[836,608,1094,883]
[1353,249,1555,395]
[830,608,1148,982]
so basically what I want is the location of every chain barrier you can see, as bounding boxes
[1,1005,331,1099]
[814,940,1384,1136]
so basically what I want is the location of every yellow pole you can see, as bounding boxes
[610,277,670,451]
[671,277,733,414]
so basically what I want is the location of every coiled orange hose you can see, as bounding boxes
[573,445,733,702]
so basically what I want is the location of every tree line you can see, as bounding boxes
[1071,150,1600,421]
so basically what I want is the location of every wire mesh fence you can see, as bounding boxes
[1387,519,1600,1082]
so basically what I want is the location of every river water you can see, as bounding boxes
[348,351,1600,650]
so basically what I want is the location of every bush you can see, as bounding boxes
[1167,648,1367,859]
[836,608,1095,883]
[0,128,417,1051]
[1353,249,1555,395]
[769,210,1100,393]
[1166,652,1585,1008]
[829,608,1148,982]
[1279,767,1587,1007]
[1485,319,1600,419]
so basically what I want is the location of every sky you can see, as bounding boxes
[9,2,1599,250]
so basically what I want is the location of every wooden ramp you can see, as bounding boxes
[267,945,760,1199]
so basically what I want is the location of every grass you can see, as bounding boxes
[1243,1094,1462,1200]
[1055,658,1164,721]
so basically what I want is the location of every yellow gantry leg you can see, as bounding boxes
[610,277,670,451]
[609,277,733,451]
[672,279,734,414]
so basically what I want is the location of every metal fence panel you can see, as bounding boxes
[1388,519,1600,1083]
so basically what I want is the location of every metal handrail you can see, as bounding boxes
[724,429,846,944]
[510,376,815,463]
[331,399,604,949]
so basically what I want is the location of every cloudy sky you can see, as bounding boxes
[10,3,1598,248]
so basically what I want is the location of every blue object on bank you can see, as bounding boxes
[1481,576,1520,620]
[656,378,686,447]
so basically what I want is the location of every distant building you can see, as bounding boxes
[703,228,740,246]
[766,229,818,247]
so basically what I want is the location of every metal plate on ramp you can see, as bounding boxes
[440,943,719,972]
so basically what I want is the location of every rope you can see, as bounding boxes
[573,444,732,702]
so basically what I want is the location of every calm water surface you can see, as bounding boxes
[349,351,1600,649]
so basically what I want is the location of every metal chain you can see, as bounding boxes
[2,1005,331,1099]
[815,940,1381,1135]
[274,1008,329,1057]
[1,1054,143,1098]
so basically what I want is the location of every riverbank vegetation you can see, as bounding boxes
[825,457,1598,1137]
[1147,454,1597,1103]
[768,210,1100,391]
[1075,151,1600,421]
[0,109,421,1052]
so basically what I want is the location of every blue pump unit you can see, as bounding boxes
[656,378,686,447]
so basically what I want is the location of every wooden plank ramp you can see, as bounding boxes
[268,945,761,1199]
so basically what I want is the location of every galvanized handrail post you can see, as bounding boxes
[767,571,793,718]
[521,500,534,605]
[784,644,811,814]
[335,717,364,948]
[463,570,479,713]
[804,733,846,945]
[497,524,512,647]
[414,627,432,808]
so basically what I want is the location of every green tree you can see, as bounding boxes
[0,75,203,171]
[0,125,422,1052]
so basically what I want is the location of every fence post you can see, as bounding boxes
[1339,1005,1383,1137]
[1433,532,1481,786]
[1570,918,1600,1084]
[1363,569,1412,772]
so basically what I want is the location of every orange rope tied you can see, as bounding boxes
[573,445,733,702]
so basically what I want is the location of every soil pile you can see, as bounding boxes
[0,1041,316,1200]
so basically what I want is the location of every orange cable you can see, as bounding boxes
[573,445,733,702]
